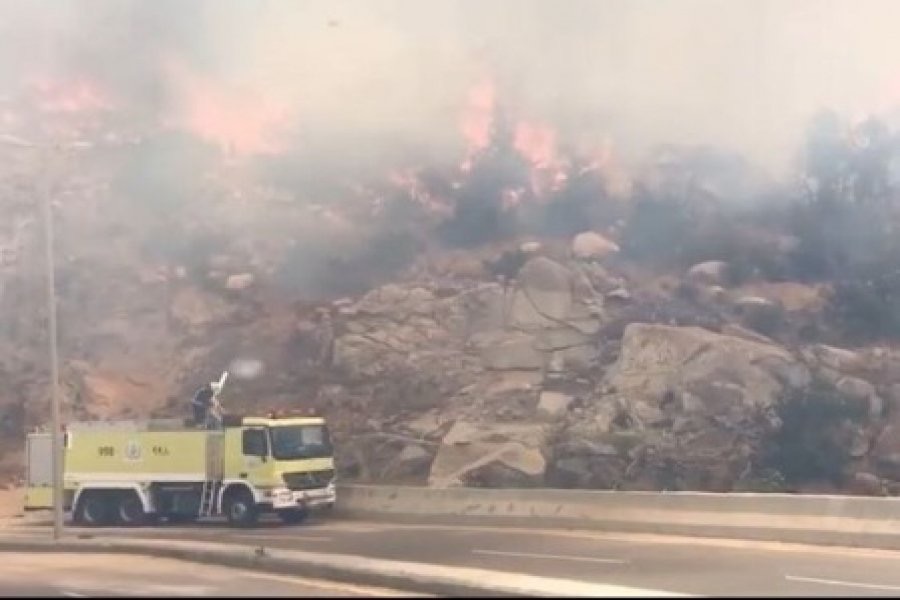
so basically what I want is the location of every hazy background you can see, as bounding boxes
[1,0,900,175]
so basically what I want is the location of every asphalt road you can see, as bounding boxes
[0,551,411,597]
[23,516,900,597]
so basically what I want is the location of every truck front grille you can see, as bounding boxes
[283,469,334,490]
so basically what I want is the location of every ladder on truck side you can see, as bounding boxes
[199,432,224,518]
[199,479,218,517]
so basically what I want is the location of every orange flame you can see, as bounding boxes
[27,75,113,113]
[513,121,557,168]
[389,168,453,218]
[164,59,289,157]
[459,77,495,171]
[513,119,569,198]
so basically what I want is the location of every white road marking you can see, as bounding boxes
[61,592,86,598]
[473,548,628,564]
[243,572,420,597]
[786,575,900,592]
[233,533,332,542]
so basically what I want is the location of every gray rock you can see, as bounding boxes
[754,356,812,390]
[850,471,883,495]
[533,328,593,351]
[429,433,547,488]
[578,263,621,293]
[812,344,866,373]
[630,400,667,426]
[687,261,729,285]
[602,323,801,487]
[836,376,876,403]
[471,331,544,371]
[606,288,632,301]
[874,425,900,480]
[380,444,434,481]
[721,323,775,345]
[556,344,599,372]
[835,376,882,417]
[846,422,873,459]
[571,231,620,260]
[509,257,574,328]
[536,391,573,420]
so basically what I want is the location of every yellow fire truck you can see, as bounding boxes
[23,411,336,527]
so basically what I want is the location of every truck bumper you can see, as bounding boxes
[271,484,336,510]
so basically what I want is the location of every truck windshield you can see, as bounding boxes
[269,425,332,460]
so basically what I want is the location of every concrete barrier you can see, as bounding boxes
[334,484,900,550]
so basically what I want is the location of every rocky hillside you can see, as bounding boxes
[314,242,900,496]
[3,74,900,497]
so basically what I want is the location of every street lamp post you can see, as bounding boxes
[39,145,63,541]
[1,134,90,540]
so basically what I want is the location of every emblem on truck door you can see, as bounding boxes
[124,440,142,462]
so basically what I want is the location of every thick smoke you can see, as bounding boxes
[3,0,900,174]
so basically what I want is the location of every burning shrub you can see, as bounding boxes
[437,120,529,247]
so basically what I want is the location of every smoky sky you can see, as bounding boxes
[2,0,900,175]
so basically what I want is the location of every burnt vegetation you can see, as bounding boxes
[761,377,867,489]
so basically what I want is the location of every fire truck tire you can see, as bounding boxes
[74,491,115,527]
[277,508,309,525]
[224,488,259,527]
[116,491,148,526]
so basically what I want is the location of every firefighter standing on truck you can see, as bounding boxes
[190,372,227,429]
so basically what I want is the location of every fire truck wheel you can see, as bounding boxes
[74,491,115,527]
[116,491,148,526]
[277,508,309,525]
[224,489,259,527]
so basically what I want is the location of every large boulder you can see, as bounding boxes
[509,256,573,326]
[451,283,507,335]
[508,257,599,332]
[336,434,436,484]
[429,421,548,488]
[380,444,435,481]
[354,284,436,318]
[607,323,799,410]
[594,323,808,491]
[470,331,544,371]
[834,375,883,418]
[536,391,573,420]
[571,231,620,261]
